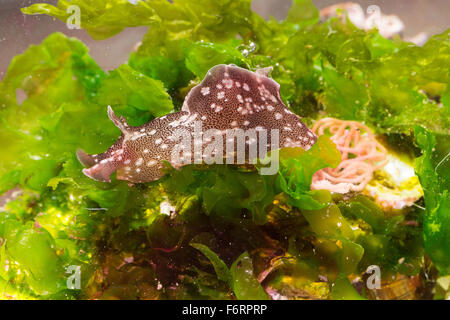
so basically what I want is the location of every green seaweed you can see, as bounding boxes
[0,0,447,299]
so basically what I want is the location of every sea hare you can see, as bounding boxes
[77,64,317,183]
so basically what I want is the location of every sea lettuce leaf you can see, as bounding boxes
[339,194,425,276]
[191,243,268,299]
[96,64,174,125]
[277,135,341,210]
[0,33,106,192]
[0,33,175,194]
[22,0,160,40]
[183,41,249,79]
[129,24,193,94]
[191,243,231,283]
[286,0,319,27]
[22,0,254,41]
[4,220,66,295]
[230,252,269,300]
[415,127,450,275]
[163,165,276,225]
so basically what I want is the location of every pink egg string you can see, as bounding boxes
[311,118,388,193]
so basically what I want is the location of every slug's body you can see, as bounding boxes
[78,64,317,183]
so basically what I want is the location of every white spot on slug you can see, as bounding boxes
[222,78,233,89]
[201,87,210,96]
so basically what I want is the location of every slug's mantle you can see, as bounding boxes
[77,64,317,183]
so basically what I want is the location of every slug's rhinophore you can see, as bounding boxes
[77,64,317,183]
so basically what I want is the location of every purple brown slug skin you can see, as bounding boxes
[77,64,317,183]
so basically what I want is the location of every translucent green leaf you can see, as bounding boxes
[4,220,66,295]
[415,126,450,275]
[230,252,269,300]
[286,0,319,27]
[22,0,160,40]
[190,243,231,283]
[278,135,341,210]
[96,64,174,125]
[184,41,248,79]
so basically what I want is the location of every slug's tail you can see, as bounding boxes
[77,148,125,182]
[77,144,127,182]
[76,149,97,167]
[76,106,132,182]
[82,161,120,183]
